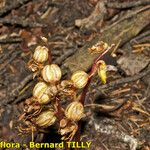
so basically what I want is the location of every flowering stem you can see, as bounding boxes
[80,45,114,104]
[48,50,52,64]
[75,45,114,144]
[90,45,114,77]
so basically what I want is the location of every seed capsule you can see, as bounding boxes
[65,101,84,121]
[33,46,49,63]
[33,82,51,104]
[59,80,75,95]
[42,64,62,83]
[35,110,56,128]
[71,71,89,89]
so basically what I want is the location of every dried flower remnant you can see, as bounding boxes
[58,80,77,101]
[59,118,78,141]
[88,41,109,54]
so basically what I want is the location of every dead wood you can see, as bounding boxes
[106,0,150,9]
[64,6,150,73]
[54,48,76,65]
[0,0,31,17]
[0,51,21,75]
[0,37,22,44]
[130,30,150,44]
[0,18,46,28]
[75,1,106,29]
[85,98,128,113]
[47,1,64,8]
[0,50,14,64]
[3,74,33,105]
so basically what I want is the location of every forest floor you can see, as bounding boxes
[0,0,150,150]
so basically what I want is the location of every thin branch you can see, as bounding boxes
[0,18,46,28]
[48,2,64,8]
[54,48,76,65]
[85,99,128,113]
[0,37,22,44]
[0,0,32,17]
[106,0,150,9]
[75,1,106,29]
[13,89,32,104]
[0,50,14,64]
[0,51,21,75]
[3,74,33,105]
[130,30,150,44]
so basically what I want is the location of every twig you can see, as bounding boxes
[0,68,7,76]
[75,1,106,29]
[85,99,128,113]
[0,18,46,28]
[0,37,22,44]
[4,74,33,104]
[133,43,150,48]
[0,50,14,64]
[14,90,32,104]
[130,30,150,44]
[106,5,150,31]
[0,0,31,17]
[48,2,64,8]
[11,74,33,96]
[13,82,33,104]
[54,48,76,65]
[106,0,150,9]
[98,64,150,90]
[0,51,21,75]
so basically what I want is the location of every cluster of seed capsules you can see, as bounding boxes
[19,39,100,141]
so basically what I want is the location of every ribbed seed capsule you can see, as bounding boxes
[65,101,84,121]
[33,46,48,63]
[35,110,56,128]
[42,64,62,83]
[71,71,89,89]
[33,82,50,104]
